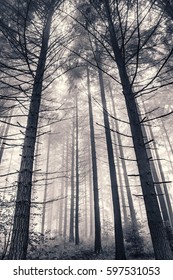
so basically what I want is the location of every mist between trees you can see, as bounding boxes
[0,0,173,260]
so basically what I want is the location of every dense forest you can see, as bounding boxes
[0,0,173,260]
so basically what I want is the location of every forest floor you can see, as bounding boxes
[26,235,154,260]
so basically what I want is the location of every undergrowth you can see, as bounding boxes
[26,229,154,260]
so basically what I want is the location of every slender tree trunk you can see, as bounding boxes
[109,88,130,226]
[69,119,75,242]
[103,0,173,259]
[29,137,39,232]
[41,132,51,235]
[58,144,65,237]
[99,171,105,231]
[63,136,69,242]
[111,96,138,231]
[32,135,40,191]
[84,162,88,238]
[96,52,126,259]
[141,124,170,224]
[47,186,55,236]
[89,146,94,238]
[149,126,173,227]
[30,133,40,232]
[154,151,173,228]
[87,65,102,254]
[113,140,128,225]
[8,7,54,259]
[142,102,173,227]
[138,198,144,221]
[142,114,173,249]
[75,93,79,245]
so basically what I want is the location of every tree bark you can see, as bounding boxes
[142,101,173,227]
[103,0,173,259]
[96,52,126,259]
[75,92,79,245]
[84,159,88,238]
[69,118,75,242]
[141,123,170,224]
[58,145,65,237]
[41,131,51,235]
[89,145,94,238]
[109,87,137,227]
[8,6,54,259]
[87,65,102,254]
[63,135,69,242]
[149,125,173,227]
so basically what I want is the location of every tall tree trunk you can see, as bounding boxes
[47,187,55,236]
[84,161,88,238]
[113,140,128,225]
[87,65,102,254]
[99,170,105,231]
[89,146,94,238]
[58,143,65,237]
[96,52,126,259]
[75,93,79,245]
[103,0,173,259]
[109,89,142,256]
[41,131,51,235]
[149,128,173,227]
[109,87,138,228]
[69,119,75,242]
[142,113,173,250]
[29,132,40,233]
[141,124,170,224]
[108,96,128,225]
[154,148,173,228]
[142,102,173,227]
[63,136,69,242]
[8,7,54,259]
